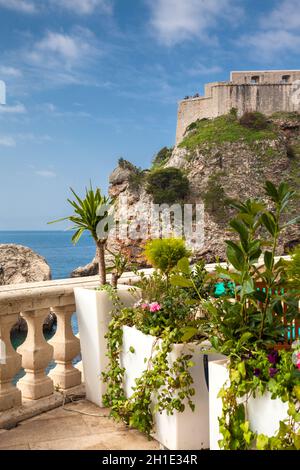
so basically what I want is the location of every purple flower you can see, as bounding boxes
[267,350,279,365]
[269,367,278,378]
[254,368,261,377]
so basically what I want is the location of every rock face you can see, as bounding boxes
[71,112,300,276]
[0,244,54,332]
[71,254,98,278]
[0,244,52,285]
[106,112,300,264]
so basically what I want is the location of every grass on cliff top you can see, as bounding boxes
[179,114,277,150]
[271,111,300,121]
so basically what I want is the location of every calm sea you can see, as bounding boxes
[0,231,96,280]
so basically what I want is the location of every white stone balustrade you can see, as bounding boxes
[49,305,81,390]
[0,270,143,417]
[0,275,101,413]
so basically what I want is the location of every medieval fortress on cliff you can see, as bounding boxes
[176,70,300,143]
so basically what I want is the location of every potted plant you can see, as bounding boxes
[102,238,223,450]
[203,181,300,450]
[50,185,139,406]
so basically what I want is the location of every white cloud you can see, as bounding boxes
[241,0,300,59]
[0,103,26,114]
[0,0,36,13]
[0,66,22,78]
[261,0,300,31]
[35,170,57,178]
[0,135,16,147]
[241,30,300,58]
[147,0,242,46]
[25,28,100,70]
[51,0,112,15]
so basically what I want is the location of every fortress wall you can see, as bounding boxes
[176,96,213,144]
[176,82,298,144]
[231,70,300,84]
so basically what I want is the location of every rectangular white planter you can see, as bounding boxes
[121,325,223,450]
[209,359,289,450]
[74,285,138,407]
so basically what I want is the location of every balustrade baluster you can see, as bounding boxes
[17,309,54,400]
[0,314,22,411]
[49,305,81,390]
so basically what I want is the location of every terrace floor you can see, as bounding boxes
[0,400,160,451]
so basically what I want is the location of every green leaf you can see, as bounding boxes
[239,332,253,345]
[256,434,269,450]
[177,257,190,275]
[261,213,277,236]
[226,241,245,271]
[264,181,279,202]
[241,278,255,295]
[229,219,249,248]
[264,251,273,271]
[237,361,246,378]
[170,275,193,288]
[180,327,199,343]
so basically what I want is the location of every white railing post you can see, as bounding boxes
[17,309,54,400]
[49,305,81,390]
[0,314,22,411]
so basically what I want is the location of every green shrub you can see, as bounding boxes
[145,167,189,204]
[239,111,269,131]
[202,173,228,220]
[144,238,190,275]
[152,147,173,168]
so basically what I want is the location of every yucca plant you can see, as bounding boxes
[50,185,114,285]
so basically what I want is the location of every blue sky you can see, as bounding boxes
[0,0,299,230]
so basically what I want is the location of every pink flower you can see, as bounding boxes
[297,352,300,370]
[149,302,161,313]
[141,303,149,310]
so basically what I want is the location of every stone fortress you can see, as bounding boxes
[176,70,300,143]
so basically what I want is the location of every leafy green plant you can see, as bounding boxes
[152,147,173,169]
[202,173,228,220]
[106,249,132,289]
[145,167,189,204]
[218,347,300,450]
[239,111,269,131]
[49,184,114,285]
[202,181,300,353]
[144,238,190,278]
[102,243,209,436]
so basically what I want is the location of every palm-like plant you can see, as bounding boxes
[50,185,114,285]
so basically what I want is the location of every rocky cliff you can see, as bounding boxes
[73,111,300,276]
[107,111,300,264]
[0,244,54,332]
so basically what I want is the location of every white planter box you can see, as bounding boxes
[74,285,138,407]
[209,359,289,450]
[121,325,223,450]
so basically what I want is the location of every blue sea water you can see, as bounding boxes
[0,231,96,279]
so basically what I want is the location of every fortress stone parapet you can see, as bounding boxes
[176,70,300,144]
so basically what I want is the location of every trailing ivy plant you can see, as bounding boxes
[102,255,209,436]
[218,345,300,450]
